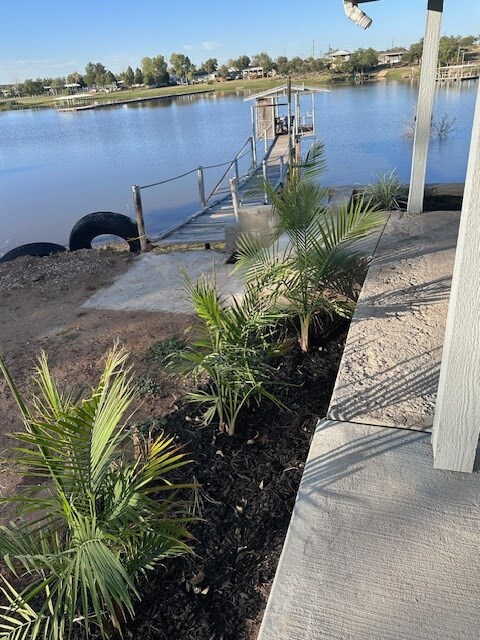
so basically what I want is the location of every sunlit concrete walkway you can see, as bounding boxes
[82,249,241,313]
[258,210,480,640]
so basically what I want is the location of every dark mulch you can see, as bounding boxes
[423,194,463,211]
[350,190,463,213]
[122,320,349,640]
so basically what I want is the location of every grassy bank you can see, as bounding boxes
[0,67,422,113]
[0,84,215,111]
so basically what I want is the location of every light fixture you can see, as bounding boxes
[342,0,379,29]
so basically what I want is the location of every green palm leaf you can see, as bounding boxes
[0,345,195,639]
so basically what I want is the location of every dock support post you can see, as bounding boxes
[279,156,285,184]
[250,135,257,169]
[230,177,239,222]
[234,158,240,184]
[264,130,268,153]
[132,185,149,252]
[407,0,444,213]
[197,166,207,208]
[262,160,268,204]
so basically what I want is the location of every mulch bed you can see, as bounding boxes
[423,194,463,211]
[121,319,349,640]
[350,190,463,213]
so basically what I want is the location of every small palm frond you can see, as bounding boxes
[0,344,195,639]
[234,233,292,290]
[298,139,327,182]
[313,196,383,251]
[0,577,41,640]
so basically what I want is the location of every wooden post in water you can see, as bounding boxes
[229,177,239,222]
[132,185,149,252]
[197,167,206,208]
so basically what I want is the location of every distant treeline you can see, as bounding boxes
[3,34,478,97]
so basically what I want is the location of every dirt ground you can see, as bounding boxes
[0,247,348,639]
[0,248,195,520]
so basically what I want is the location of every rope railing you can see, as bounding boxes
[131,133,282,248]
[139,167,198,190]
[138,137,253,191]
[204,147,252,203]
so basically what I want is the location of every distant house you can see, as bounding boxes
[242,66,265,79]
[64,82,82,94]
[328,50,351,68]
[379,51,404,66]
[192,72,218,83]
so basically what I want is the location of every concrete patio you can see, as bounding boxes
[258,209,480,640]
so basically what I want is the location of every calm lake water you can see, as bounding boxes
[0,80,477,254]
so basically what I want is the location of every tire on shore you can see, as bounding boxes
[69,212,141,253]
[0,242,67,264]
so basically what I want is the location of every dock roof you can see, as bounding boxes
[244,84,329,102]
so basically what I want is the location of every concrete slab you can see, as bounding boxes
[82,250,243,313]
[328,211,460,430]
[259,419,480,640]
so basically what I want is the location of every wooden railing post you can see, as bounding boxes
[197,166,206,208]
[262,159,268,204]
[229,177,239,222]
[132,185,149,252]
[250,135,257,169]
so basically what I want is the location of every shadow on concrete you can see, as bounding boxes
[354,275,453,320]
[328,341,442,427]
[300,421,425,501]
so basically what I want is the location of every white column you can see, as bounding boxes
[407,1,443,214]
[432,78,480,473]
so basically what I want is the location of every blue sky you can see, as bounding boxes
[1,0,478,83]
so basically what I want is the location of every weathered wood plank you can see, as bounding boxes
[153,135,288,245]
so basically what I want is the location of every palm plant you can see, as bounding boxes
[363,169,408,211]
[0,345,194,640]
[236,144,385,352]
[180,273,286,436]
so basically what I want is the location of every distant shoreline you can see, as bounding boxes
[56,88,214,112]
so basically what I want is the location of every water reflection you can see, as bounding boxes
[0,81,476,253]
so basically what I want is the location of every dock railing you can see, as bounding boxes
[131,132,286,245]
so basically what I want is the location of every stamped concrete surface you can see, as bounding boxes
[259,419,480,640]
[328,211,461,430]
[82,250,241,313]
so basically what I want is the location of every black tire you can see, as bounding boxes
[0,242,67,264]
[69,212,141,253]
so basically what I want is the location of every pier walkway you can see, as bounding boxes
[55,88,214,112]
[151,135,290,246]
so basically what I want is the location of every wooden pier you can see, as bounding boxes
[436,63,480,82]
[133,83,330,248]
[152,135,290,246]
[55,89,214,112]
